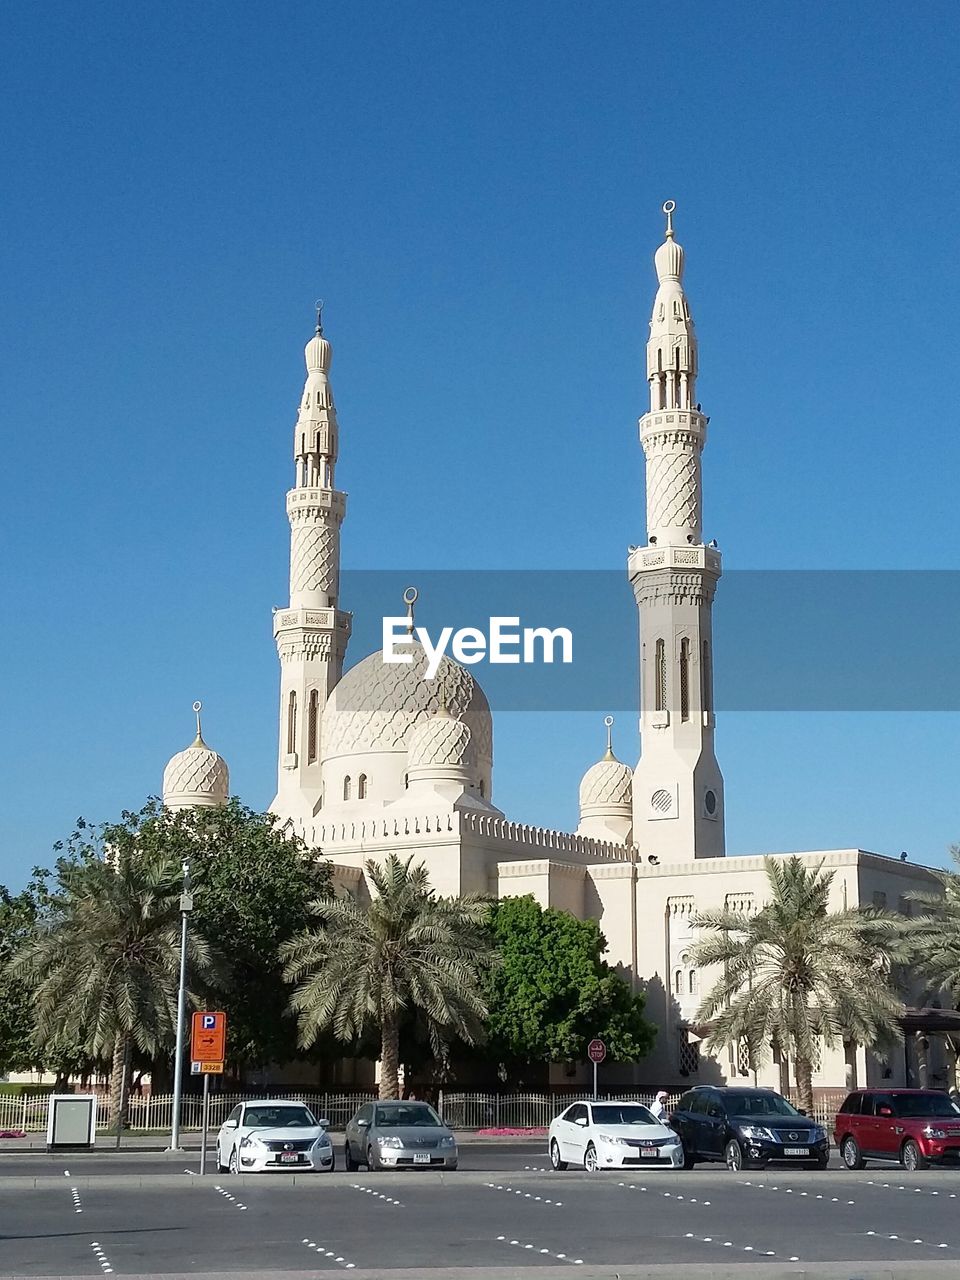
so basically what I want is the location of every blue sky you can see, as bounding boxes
[2,1,959,889]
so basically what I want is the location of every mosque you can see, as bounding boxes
[161,205,945,1094]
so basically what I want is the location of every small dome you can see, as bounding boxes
[305,330,332,375]
[655,235,684,283]
[162,708,229,811]
[579,756,633,813]
[408,708,472,770]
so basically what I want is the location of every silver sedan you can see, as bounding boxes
[344,1100,458,1170]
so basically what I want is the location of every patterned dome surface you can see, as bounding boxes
[162,740,230,808]
[408,711,472,769]
[579,756,633,811]
[321,646,492,766]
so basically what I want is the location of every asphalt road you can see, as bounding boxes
[6,1159,960,1278]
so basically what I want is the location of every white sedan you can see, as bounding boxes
[549,1100,684,1172]
[216,1100,335,1174]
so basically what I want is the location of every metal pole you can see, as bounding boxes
[592,1059,597,1101]
[200,1072,210,1175]
[169,859,192,1151]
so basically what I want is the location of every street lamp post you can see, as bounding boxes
[169,858,193,1150]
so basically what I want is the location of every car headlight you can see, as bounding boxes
[440,1135,456,1148]
[810,1126,827,1142]
[597,1133,630,1146]
[313,1134,331,1148]
[737,1124,776,1142]
[378,1135,403,1148]
[923,1126,948,1139]
[239,1135,263,1150]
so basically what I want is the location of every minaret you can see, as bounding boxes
[628,203,724,862]
[271,307,352,820]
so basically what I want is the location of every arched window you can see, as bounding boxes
[307,690,319,763]
[357,773,367,800]
[679,638,690,722]
[479,780,485,799]
[701,640,712,714]
[286,691,297,755]
[674,968,683,995]
[655,639,666,712]
[343,775,351,802]
[688,968,698,995]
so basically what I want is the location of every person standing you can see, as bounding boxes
[650,1091,669,1123]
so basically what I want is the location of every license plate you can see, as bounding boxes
[784,1147,809,1156]
[413,1152,431,1164]
[280,1152,300,1163]
[641,1147,659,1158]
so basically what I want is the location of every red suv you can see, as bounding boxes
[834,1089,960,1171]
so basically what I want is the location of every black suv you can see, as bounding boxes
[670,1086,830,1171]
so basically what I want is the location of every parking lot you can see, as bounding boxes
[5,1147,960,1279]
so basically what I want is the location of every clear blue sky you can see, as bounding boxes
[2,1,959,889]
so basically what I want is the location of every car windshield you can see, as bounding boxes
[892,1093,960,1118]
[375,1103,442,1127]
[244,1106,316,1128]
[591,1104,657,1125]
[726,1093,801,1118]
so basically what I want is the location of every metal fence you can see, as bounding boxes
[0,1086,849,1135]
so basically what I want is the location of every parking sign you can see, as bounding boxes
[190,1010,226,1064]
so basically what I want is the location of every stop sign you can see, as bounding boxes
[587,1038,606,1064]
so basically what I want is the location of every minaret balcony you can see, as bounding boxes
[286,487,347,518]
[628,544,722,577]
[639,407,707,436]
[273,606,353,641]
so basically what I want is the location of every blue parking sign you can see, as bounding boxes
[202,1014,216,1030]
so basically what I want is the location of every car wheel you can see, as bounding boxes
[814,1154,829,1170]
[682,1149,697,1170]
[322,1150,335,1173]
[583,1142,600,1173]
[447,1161,459,1171]
[902,1139,929,1172]
[228,1147,239,1175]
[366,1143,380,1172]
[724,1139,744,1172]
[550,1139,568,1172]
[841,1135,865,1170]
[344,1142,357,1172]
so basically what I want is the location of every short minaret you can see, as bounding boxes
[628,203,724,862]
[576,716,633,845]
[272,307,352,821]
[162,701,230,811]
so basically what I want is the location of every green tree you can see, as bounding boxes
[66,799,333,1078]
[283,854,494,1099]
[903,845,960,1004]
[689,856,908,1114]
[483,896,657,1075]
[10,849,215,1124]
[0,874,47,1074]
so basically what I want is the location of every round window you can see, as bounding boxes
[704,789,717,815]
[651,788,673,814]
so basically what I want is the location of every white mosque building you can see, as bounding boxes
[163,205,944,1094]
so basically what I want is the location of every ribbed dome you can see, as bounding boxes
[320,645,492,766]
[163,736,229,811]
[655,235,684,283]
[579,756,633,813]
[305,330,332,374]
[408,709,472,770]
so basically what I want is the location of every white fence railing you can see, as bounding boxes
[0,1086,849,1135]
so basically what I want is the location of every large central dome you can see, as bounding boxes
[317,645,493,810]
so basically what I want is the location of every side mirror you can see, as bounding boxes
[878,1106,893,1117]
[223,1120,237,1128]
[575,1116,588,1127]
[318,1118,330,1128]
[357,1118,370,1128]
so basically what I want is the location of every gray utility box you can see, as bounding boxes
[46,1094,97,1150]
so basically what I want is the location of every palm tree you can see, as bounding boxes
[688,856,908,1114]
[282,854,495,1099]
[11,851,215,1125]
[904,846,960,1004]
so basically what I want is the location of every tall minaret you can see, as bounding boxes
[271,307,352,821]
[628,203,724,862]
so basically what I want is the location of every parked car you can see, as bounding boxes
[216,1099,334,1174]
[344,1100,458,1170]
[548,1100,684,1172]
[834,1089,960,1171]
[670,1086,830,1171]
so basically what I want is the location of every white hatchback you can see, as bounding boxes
[549,1100,684,1172]
[216,1100,335,1174]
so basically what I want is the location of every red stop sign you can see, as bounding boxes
[587,1038,606,1064]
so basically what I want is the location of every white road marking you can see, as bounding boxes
[90,1241,113,1274]
[301,1238,356,1269]
[484,1182,562,1206]
[690,1233,779,1258]
[350,1181,404,1207]
[498,1236,582,1265]
[70,1186,83,1214]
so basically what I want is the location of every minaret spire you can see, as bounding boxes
[628,205,724,863]
[271,309,352,823]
